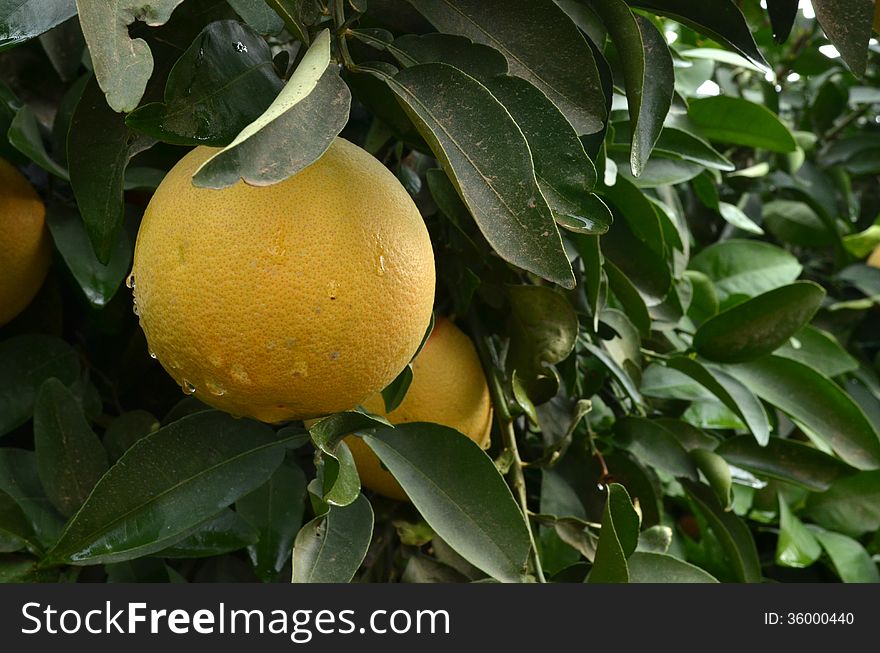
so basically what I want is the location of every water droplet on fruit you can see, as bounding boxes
[182,380,196,395]
[132,301,140,316]
[376,254,386,276]
[205,379,226,396]
[149,351,157,359]
[125,272,136,289]
[230,363,252,384]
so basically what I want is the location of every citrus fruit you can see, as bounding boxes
[130,137,435,422]
[868,244,880,268]
[344,317,493,501]
[0,159,50,327]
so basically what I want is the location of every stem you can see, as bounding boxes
[331,0,356,70]
[823,105,870,142]
[467,315,546,583]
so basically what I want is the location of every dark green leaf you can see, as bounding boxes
[68,76,154,263]
[76,0,184,112]
[158,509,259,558]
[605,260,650,338]
[627,551,718,582]
[716,436,855,492]
[763,200,835,248]
[408,0,606,134]
[46,201,132,308]
[33,379,108,517]
[594,2,674,175]
[292,493,373,583]
[689,96,797,152]
[693,282,825,363]
[0,0,77,51]
[685,269,719,324]
[689,239,802,301]
[587,483,639,583]
[630,0,766,66]
[102,410,160,462]
[193,30,351,188]
[614,417,699,480]
[666,357,771,445]
[8,104,68,178]
[682,479,762,582]
[612,150,703,188]
[812,0,874,77]
[227,0,285,34]
[377,62,575,288]
[584,341,644,407]
[44,411,287,565]
[776,495,821,568]
[126,20,283,146]
[655,127,735,171]
[0,449,65,548]
[0,335,79,437]
[806,471,880,537]
[811,527,880,583]
[381,365,413,413]
[237,460,307,582]
[774,326,859,378]
[767,0,799,42]
[692,449,732,509]
[0,490,36,553]
[727,357,880,470]
[363,423,530,582]
[601,213,671,306]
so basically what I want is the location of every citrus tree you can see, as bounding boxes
[1,0,879,584]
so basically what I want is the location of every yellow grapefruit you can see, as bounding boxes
[130,137,435,422]
[0,159,50,327]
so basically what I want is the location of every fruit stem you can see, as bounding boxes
[331,0,357,70]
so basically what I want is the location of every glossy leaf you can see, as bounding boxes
[76,0,185,112]
[408,0,606,134]
[594,1,674,175]
[319,440,361,507]
[776,495,821,568]
[627,552,718,583]
[812,0,874,77]
[811,527,880,583]
[614,417,699,480]
[682,480,762,583]
[46,202,132,308]
[775,326,859,378]
[689,96,797,152]
[689,239,802,301]
[666,357,771,445]
[292,493,373,583]
[102,410,160,462]
[227,0,284,34]
[806,471,880,537]
[44,411,287,565]
[67,76,154,263]
[716,436,855,492]
[266,0,321,44]
[727,357,880,470]
[0,449,65,547]
[158,509,259,558]
[587,483,639,583]
[193,30,351,188]
[718,202,764,235]
[363,423,530,582]
[8,104,68,178]
[0,335,79,437]
[692,449,732,509]
[237,460,307,582]
[0,0,77,51]
[33,379,108,517]
[693,282,825,363]
[767,0,799,42]
[126,20,283,146]
[654,127,734,171]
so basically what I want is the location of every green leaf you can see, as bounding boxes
[727,357,880,470]
[605,260,650,338]
[33,379,108,517]
[0,0,77,51]
[46,201,132,308]
[381,365,413,413]
[158,509,259,558]
[8,104,68,178]
[691,449,732,509]
[43,411,288,565]
[655,127,735,171]
[654,418,719,452]
[763,199,835,248]
[266,0,321,44]
[693,282,825,363]
[0,449,65,548]
[587,483,639,583]
[774,326,859,378]
[806,471,880,537]
[363,423,530,582]
[319,440,361,507]
[227,0,284,34]
[627,551,718,582]
[237,460,307,582]
[811,527,880,583]
[292,493,373,583]
[682,479,762,582]
[688,96,797,152]
[767,0,799,43]
[0,335,79,437]
[193,30,351,188]
[584,341,644,407]
[594,2,674,175]
[102,410,160,462]
[685,269,719,324]
[601,212,671,307]
[611,150,703,188]
[812,0,874,77]
[376,62,575,288]
[666,357,771,446]
[408,0,606,134]
[67,76,154,263]
[0,490,37,553]
[630,0,766,66]
[689,239,802,302]
[776,495,821,568]
[614,417,699,480]
[126,20,283,146]
[718,202,764,235]
[716,436,855,492]
[76,0,185,112]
